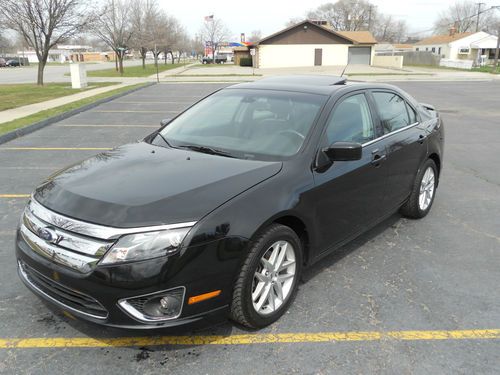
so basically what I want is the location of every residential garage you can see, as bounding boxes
[255,20,377,69]
[348,46,372,64]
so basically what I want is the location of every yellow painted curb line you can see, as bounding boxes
[0,329,499,349]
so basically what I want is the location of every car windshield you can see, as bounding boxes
[157,88,327,160]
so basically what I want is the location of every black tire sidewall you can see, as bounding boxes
[240,226,303,328]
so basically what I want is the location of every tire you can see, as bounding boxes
[400,158,438,219]
[230,224,303,329]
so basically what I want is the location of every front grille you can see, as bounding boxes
[19,261,108,319]
[20,199,115,273]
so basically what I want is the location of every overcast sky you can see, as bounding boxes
[160,0,499,40]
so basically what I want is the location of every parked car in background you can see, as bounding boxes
[16,76,444,330]
[6,59,21,67]
[0,58,6,67]
[201,55,228,64]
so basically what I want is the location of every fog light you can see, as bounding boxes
[118,287,185,322]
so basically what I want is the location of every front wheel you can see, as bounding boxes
[400,159,438,219]
[230,224,302,328]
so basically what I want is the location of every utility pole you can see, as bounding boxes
[475,2,485,32]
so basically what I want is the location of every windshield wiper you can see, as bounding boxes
[156,132,173,147]
[179,145,236,158]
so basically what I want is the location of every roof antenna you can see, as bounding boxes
[340,60,349,77]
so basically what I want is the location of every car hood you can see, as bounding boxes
[34,142,282,227]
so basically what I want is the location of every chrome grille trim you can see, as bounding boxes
[30,198,197,240]
[23,207,111,257]
[20,224,99,273]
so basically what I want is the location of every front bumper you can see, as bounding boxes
[16,230,244,329]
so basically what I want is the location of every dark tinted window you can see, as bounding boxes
[325,93,375,144]
[373,92,412,133]
[406,102,417,124]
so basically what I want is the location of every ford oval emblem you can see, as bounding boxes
[38,227,59,244]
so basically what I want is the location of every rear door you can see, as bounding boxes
[369,90,428,210]
[311,91,387,253]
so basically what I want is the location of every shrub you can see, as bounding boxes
[239,57,253,67]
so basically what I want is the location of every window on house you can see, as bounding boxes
[438,47,441,54]
[425,47,428,51]
[458,47,470,54]
[431,47,435,53]
[416,47,419,51]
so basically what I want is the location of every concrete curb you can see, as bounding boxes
[0,82,156,146]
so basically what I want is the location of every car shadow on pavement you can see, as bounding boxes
[39,213,403,351]
[301,213,402,284]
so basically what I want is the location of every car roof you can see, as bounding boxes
[228,75,400,96]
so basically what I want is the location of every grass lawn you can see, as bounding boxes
[0,82,116,112]
[87,63,186,77]
[0,83,148,136]
[405,64,500,74]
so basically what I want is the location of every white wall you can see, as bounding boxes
[372,55,403,69]
[258,44,350,68]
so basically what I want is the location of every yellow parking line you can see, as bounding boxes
[0,329,498,349]
[0,147,112,151]
[57,125,157,128]
[0,194,30,198]
[91,110,177,113]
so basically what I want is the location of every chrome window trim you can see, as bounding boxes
[30,198,197,240]
[18,261,108,320]
[362,122,419,148]
[20,224,98,273]
[117,286,186,323]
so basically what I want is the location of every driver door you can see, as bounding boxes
[310,91,388,254]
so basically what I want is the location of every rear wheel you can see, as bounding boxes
[230,224,302,328]
[400,159,438,219]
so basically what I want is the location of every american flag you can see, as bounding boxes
[204,15,214,21]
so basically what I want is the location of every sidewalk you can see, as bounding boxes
[0,82,135,124]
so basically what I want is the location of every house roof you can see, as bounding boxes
[393,44,413,49]
[415,32,473,45]
[257,20,377,46]
[336,31,378,44]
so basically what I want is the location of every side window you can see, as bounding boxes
[372,92,412,133]
[325,93,375,144]
[406,102,417,124]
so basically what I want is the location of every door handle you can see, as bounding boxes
[371,153,386,166]
[418,134,427,144]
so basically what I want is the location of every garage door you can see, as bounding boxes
[348,47,371,64]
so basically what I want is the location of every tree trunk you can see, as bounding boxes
[115,56,118,71]
[118,53,124,75]
[37,60,46,86]
[164,51,167,65]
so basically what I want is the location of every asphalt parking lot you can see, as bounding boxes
[0,81,499,374]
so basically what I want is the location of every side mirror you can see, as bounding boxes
[323,142,362,161]
[160,118,172,127]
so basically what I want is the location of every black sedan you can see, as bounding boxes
[16,76,444,329]
[6,59,21,67]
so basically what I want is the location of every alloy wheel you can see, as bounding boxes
[251,240,296,315]
[419,166,435,211]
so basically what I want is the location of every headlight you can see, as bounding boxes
[100,228,191,264]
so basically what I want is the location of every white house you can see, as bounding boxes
[414,31,498,65]
[254,20,377,69]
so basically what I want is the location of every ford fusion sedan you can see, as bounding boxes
[16,76,444,329]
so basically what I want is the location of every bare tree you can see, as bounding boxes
[200,17,231,61]
[93,0,133,75]
[433,1,499,34]
[130,0,160,68]
[0,0,93,85]
[248,30,262,43]
[307,0,376,31]
[373,15,408,43]
[285,17,304,27]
